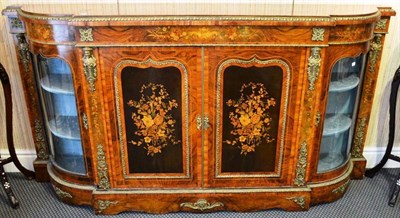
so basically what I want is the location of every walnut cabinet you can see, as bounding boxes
[2,5,395,214]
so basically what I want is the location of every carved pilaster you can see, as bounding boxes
[16,33,49,161]
[294,141,308,186]
[352,117,367,158]
[16,34,30,73]
[82,47,97,92]
[34,119,49,160]
[368,34,383,73]
[307,47,321,91]
[97,144,110,189]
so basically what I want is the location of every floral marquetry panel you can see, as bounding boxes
[25,23,75,43]
[221,66,282,173]
[121,67,183,174]
[82,26,320,46]
[117,63,186,175]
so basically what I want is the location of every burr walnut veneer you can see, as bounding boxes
[2,4,395,214]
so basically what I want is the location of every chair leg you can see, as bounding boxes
[0,162,19,209]
[389,172,400,207]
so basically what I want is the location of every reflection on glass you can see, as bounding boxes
[37,57,86,174]
[318,55,365,173]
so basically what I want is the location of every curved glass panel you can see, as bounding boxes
[318,55,366,173]
[36,57,86,174]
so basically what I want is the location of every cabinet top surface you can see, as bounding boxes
[4,3,385,17]
[3,4,395,28]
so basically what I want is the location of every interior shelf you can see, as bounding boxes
[329,74,360,92]
[318,153,345,172]
[53,155,86,175]
[322,115,352,136]
[40,74,74,95]
[48,116,81,140]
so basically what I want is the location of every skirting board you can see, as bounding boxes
[363,147,400,168]
[1,149,35,172]
[1,148,400,172]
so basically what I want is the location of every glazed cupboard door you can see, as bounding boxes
[204,47,305,188]
[317,54,366,173]
[35,56,86,175]
[99,47,202,188]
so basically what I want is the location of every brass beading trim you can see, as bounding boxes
[15,8,380,24]
[309,161,353,188]
[47,163,95,191]
[93,187,311,194]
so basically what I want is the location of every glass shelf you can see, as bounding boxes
[318,127,350,172]
[51,132,82,155]
[53,155,86,174]
[42,91,78,116]
[318,150,346,172]
[40,74,74,95]
[318,115,351,172]
[48,116,81,140]
[322,115,352,136]
[329,74,360,92]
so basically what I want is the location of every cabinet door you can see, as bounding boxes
[317,54,366,173]
[204,47,305,188]
[35,56,86,175]
[100,47,202,188]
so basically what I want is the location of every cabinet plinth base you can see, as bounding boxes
[47,161,355,215]
[351,157,367,179]
[92,189,311,214]
[48,164,94,205]
[33,159,50,182]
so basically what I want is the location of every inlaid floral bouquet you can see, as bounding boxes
[224,82,276,155]
[127,83,180,156]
